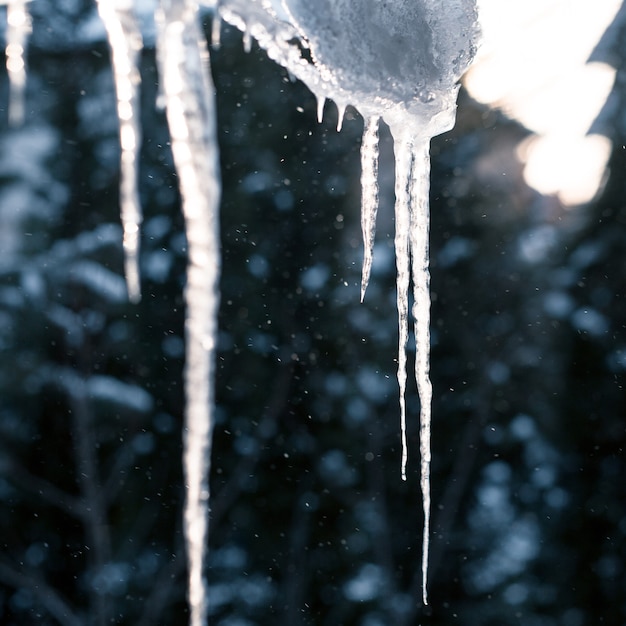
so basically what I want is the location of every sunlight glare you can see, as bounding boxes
[465,0,621,206]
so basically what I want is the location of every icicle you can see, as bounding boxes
[359,116,379,302]
[211,10,221,48]
[391,132,412,484]
[336,102,346,132]
[243,28,252,53]
[390,128,433,605]
[316,95,326,124]
[156,1,221,624]
[5,0,31,126]
[409,138,433,607]
[97,0,144,303]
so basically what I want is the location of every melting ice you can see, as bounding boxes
[214,0,480,603]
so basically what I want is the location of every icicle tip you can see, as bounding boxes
[211,13,221,48]
[316,96,325,124]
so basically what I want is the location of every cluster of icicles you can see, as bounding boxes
[4,1,479,623]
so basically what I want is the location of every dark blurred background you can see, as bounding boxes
[0,2,625,625]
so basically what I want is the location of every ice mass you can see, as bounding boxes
[4,0,481,622]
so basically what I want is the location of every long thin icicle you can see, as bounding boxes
[156,2,222,625]
[97,0,144,303]
[391,129,433,604]
[409,138,432,607]
[359,116,379,302]
[392,132,412,484]
[5,0,31,126]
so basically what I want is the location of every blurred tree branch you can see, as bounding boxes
[0,560,82,626]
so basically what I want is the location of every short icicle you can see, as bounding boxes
[97,0,144,303]
[316,95,326,124]
[156,1,222,625]
[336,102,346,132]
[5,0,31,126]
[211,2,222,48]
[359,116,380,302]
[242,28,252,53]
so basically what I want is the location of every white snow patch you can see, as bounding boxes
[343,563,385,602]
[88,375,154,413]
[300,263,330,291]
[571,307,609,336]
[70,260,128,304]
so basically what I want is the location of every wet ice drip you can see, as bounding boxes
[217,0,480,603]
[97,0,144,303]
[4,0,31,126]
[156,2,222,626]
